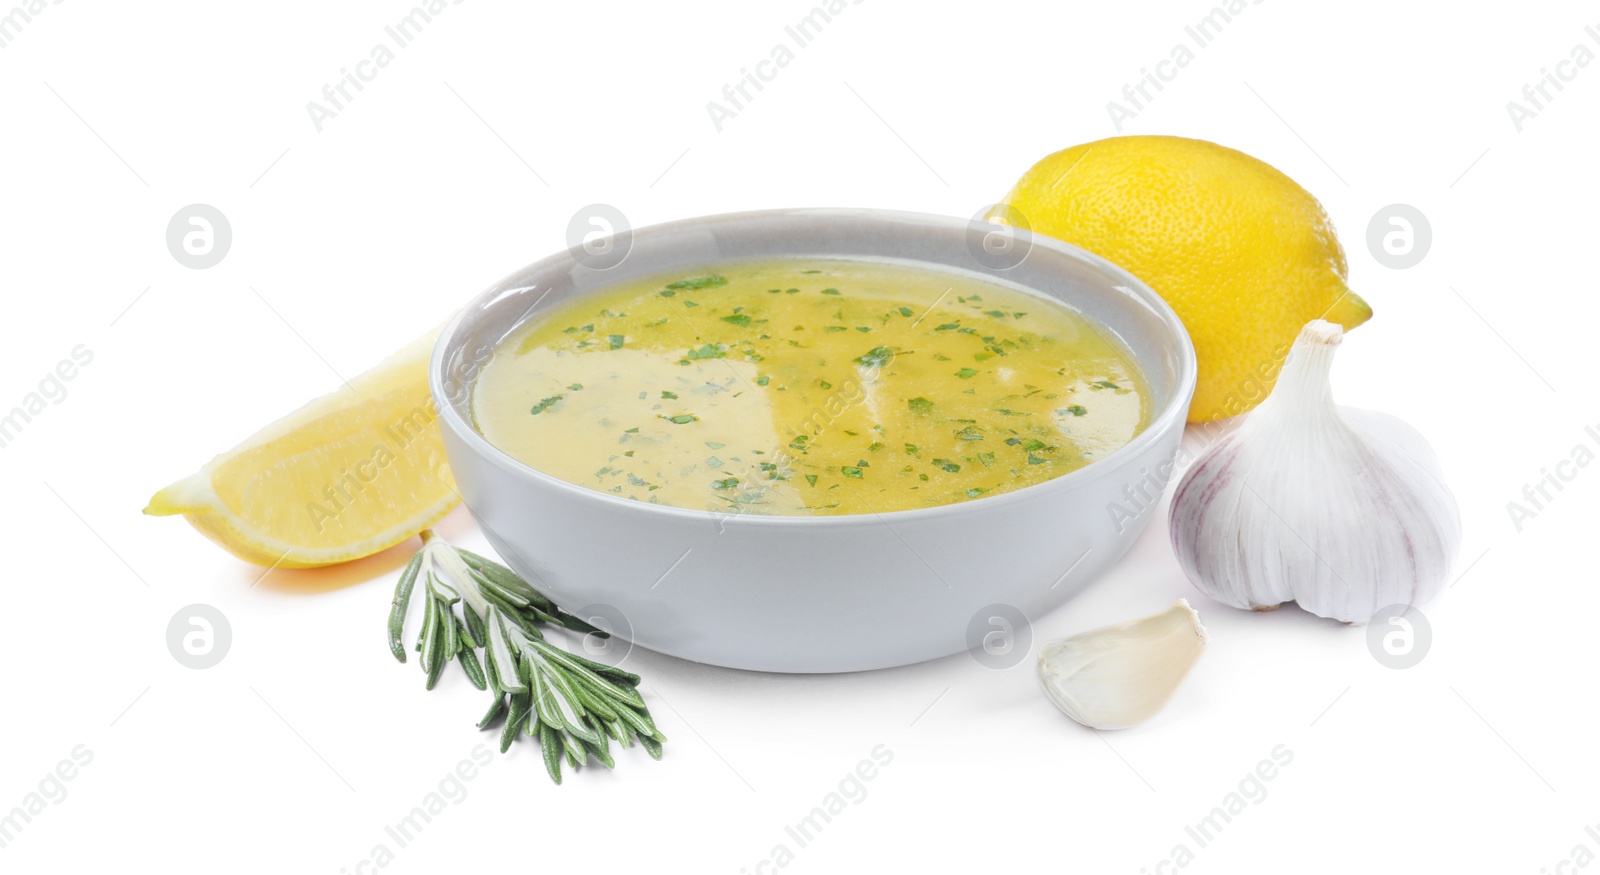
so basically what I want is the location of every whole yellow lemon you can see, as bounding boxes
[993,135,1371,423]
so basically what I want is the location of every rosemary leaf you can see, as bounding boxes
[388,552,424,663]
[530,639,638,698]
[477,694,506,730]
[586,734,615,770]
[539,722,564,785]
[425,654,446,691]
[473,569,532,608]
[530,659,562,729]
[441,599,459,658]
[547,670,602,745]
[485,609,526,693]
[458,647,487,691]
[640,734,664,760]
[482,641,504,693]
[458,550,552,609]
[569,680,620,722]
[428,572,460,605]
[553,645,642,685]
[425,603,449,691]
[608,699,658,739]
[571,668,647,711]
[462,602,485,649]
[501,692,530,754]
[455,614,478,651]
[547,610,604,636]
[418,590,440,667]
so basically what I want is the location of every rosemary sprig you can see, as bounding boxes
[389,530,665,783]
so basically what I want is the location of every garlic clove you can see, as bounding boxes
[1036,600,1207,731]
[1168,320,1461,624]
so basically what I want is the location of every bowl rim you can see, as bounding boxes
[430,207,1196,529]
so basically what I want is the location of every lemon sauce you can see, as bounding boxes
[471,259,1149,516]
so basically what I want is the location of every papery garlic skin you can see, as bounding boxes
[1037,600,1206,730]
[1168,320,1461,624]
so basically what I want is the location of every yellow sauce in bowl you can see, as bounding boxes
[471,259,1148,516]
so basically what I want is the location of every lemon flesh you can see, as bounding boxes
[995,135,1371,423]
[144,330,458,568]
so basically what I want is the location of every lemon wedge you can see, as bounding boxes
[144,329,459,568]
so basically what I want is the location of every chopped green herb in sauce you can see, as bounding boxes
[475,259,1147,516]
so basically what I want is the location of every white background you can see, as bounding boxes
[2,1,1596,872]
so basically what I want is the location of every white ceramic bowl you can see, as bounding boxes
[431,208,1195,672]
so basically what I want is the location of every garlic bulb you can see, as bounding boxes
[1037,600,1206,730]
[1169,320,1461,624]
